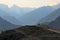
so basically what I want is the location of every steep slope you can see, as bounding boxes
[0,10,22,25]
[19,6,53,25]
[39,8,60,24]
[0,17,19,31]
[48,16,60,30]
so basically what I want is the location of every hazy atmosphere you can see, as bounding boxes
[0,0,60,8]
[0,0,60,40]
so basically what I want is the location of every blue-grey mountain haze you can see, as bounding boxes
[0,16,18,31]
[39,7,60,24]
[0,4,60,30]
[18,6,54,25]
[0,9,22,25]
[0,4,35,18]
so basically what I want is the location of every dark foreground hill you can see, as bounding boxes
[0,25,60,40]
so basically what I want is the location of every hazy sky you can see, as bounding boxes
[0,0,60,8]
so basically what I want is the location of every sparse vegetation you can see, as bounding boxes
[0,25,60,40]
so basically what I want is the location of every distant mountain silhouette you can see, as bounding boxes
[0,16,19,31]
[9,5,35,18]
[0,10,22,25]
[0,4,35,18]
[48,16,60,30]
[39,8,60,24]
[19,6,53,25]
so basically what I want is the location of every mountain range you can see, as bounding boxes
[0,16,19,31]
[18,4,60,25]
[0,4,60,30]
[0,4,35,25]
[0,4,35,18]
[39,8,60,24]
[38,8,60,30]
[18,6,54,25]
[0,9,22,25]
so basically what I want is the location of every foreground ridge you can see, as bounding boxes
[0,25,60,40]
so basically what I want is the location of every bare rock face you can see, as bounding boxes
[0,25,60,40]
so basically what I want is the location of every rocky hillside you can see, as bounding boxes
[0,25,60,40]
